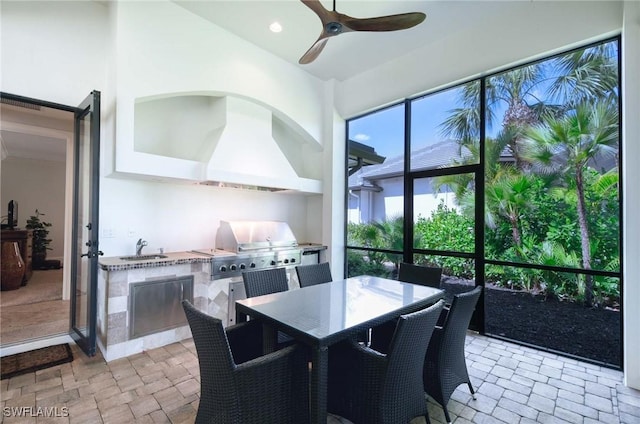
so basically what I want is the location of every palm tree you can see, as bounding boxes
[434,40,619,305]
[372,215,406,273]
[547,42,619,111]
[485,172,534,249]
[439,67,546,170]
[434,126,534,251]
[522,101,619,306]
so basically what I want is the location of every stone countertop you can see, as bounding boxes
[99,244,327,271]
[98,251,212,271]
[298,243,327,252]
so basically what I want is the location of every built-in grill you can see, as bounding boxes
[192,220,303,326]
[194,220,302,279]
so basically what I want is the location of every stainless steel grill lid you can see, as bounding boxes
[215,220,298,252]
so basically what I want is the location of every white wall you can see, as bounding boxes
[0,157,66,260]
[1,1,332,259]
[99,178,313,256]
[97,1,329,254]
[111,1,325,180]
[622,0,640,390]
[321,81,345,277]
[0,1,109,105]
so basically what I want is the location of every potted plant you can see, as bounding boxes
[25,209,52,268]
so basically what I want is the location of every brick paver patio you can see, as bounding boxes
[1,332,638,423]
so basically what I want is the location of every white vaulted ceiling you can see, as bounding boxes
[2,1,622,163]
[173,0,516,81]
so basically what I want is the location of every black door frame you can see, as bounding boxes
[0,91,101,356]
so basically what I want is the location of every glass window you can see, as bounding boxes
[413,254,475,304]
[347,249,402,279]
[345,38,621,368]
[413,175,475,253]
[348,104,405,249]
[484,41,620,279]
[410,82,480,171]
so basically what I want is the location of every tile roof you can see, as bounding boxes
[349,139,474,188]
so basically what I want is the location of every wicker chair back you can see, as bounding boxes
[242,267,288,298]
[296,262,333,288]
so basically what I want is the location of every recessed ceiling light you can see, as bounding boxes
[269,22,283,33]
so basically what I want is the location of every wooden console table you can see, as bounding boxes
[1,229,33,284]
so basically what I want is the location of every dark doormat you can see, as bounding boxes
[1,344,73,380]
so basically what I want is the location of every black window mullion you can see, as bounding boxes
[343,119,351,279]
[616,35,624,371]
[475,78,487,333]
[404,100,413,264]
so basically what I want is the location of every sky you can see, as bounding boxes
[348,83,487,162]
[347,40,619,164]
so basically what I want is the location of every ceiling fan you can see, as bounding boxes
[299,0,426,65]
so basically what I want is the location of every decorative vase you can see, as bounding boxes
[1,241,25,291]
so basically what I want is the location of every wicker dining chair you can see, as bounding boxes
[398,262,443,288]
[423,286,482,424]
[182,300,309,424]
[242,267,289,298]
[295,262,333,288]
[370,263,444,352]
[242,267,293,345]
[327,300,445,424]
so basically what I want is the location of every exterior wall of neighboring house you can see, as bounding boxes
[348,140,468,224]
[349,175,459,224]
[414,181,458,220]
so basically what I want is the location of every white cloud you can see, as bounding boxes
[353,133,370,142]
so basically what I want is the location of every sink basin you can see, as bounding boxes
[119,254,168,261]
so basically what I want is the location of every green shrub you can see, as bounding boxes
[346,250,392,279]
[414,202,475,278]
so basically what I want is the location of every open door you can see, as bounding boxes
[69,91,101,356]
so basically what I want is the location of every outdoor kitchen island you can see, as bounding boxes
[97,242,326,362]
[97,251,213,361]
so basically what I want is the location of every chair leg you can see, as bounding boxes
[443,405,452,424]
[468,381,477,400]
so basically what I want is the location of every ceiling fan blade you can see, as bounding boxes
[299,36,329,64]
[297,1,426,64]
[342,12,426,32]
[301,0,331,21]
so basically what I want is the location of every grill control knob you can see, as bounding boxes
[219,265,227,272]
[284,259,289,264]
[291,258,296,263]
[270,260,276,266]
[250,262,256,268]
[239,263,246,270]
[230,264,237,271]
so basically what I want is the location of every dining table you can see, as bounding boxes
[235,274,444,424]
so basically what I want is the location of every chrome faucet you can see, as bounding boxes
[136,238,148,256]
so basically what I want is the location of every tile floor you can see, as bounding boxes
[1,270,68,345]
[1,332,639,423]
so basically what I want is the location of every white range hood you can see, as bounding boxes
[203,96,322,193]
[131,95,323,193]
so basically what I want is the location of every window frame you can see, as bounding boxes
[343,35,623,369]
